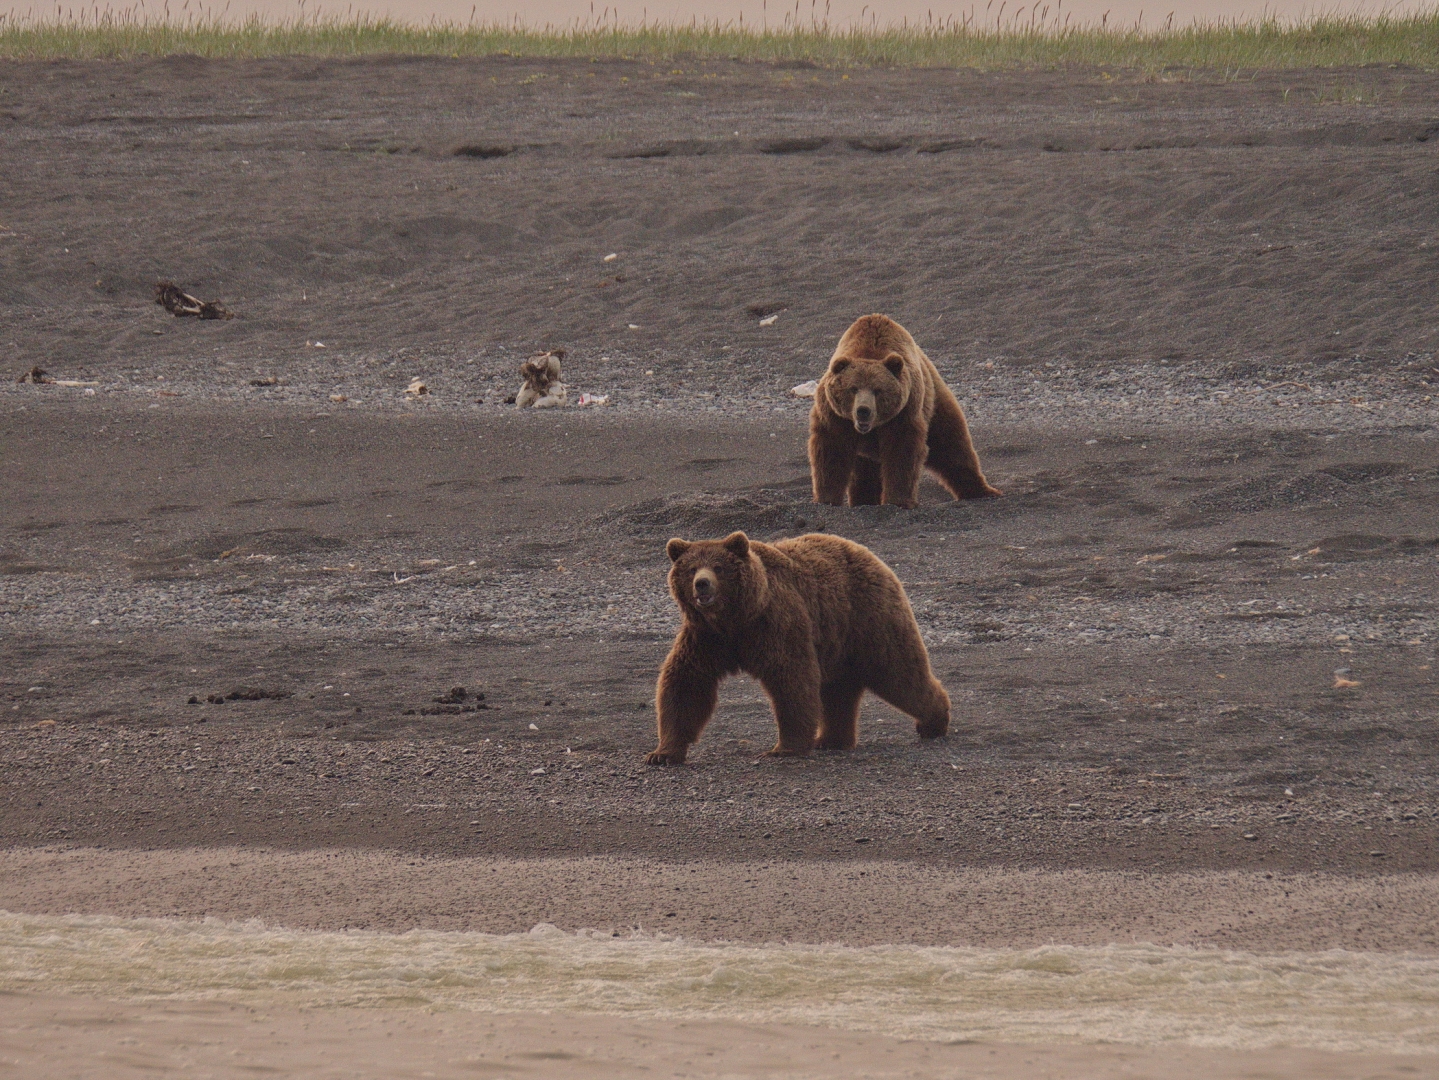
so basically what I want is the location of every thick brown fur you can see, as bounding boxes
[647,531,950,765]
[809,314,1001,508]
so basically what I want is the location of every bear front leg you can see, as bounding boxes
[817,674,864,751]
[649,628,724,765]
[878,422,928,509]
[809,412,857,506]
[847,456,883,507]
[755,650,824,757]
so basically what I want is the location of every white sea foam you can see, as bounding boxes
[2,911,1436,1053]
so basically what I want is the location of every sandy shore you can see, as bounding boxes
[4,994,1434,1080]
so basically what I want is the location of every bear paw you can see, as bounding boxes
[915,720,949,740]
[645,749,687,766]
[762,745,814,758]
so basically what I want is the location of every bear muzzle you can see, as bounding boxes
[692,568,719,606]
[852,390,877,434]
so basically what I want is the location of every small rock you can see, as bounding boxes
[1243,833,1257,841]
[528,723,539,731]
[854,837,871,844]
[187,696,200,705]
[758,314,779,326]
[406,378,428,396]
[790,380,818,398]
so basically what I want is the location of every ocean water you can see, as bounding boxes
[2,911,1437,1053]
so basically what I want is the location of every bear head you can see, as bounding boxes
[819,352,910,434]
[665,531,769,627]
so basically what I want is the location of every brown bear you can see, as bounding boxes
[809,314,1001,508]
[646,530,950,765]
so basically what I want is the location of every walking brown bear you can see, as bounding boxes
[646,530,950,765]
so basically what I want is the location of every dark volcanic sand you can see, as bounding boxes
[1,57,1437,940]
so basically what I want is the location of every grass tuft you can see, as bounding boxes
[2,7,1438,69]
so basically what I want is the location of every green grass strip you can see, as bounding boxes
[2,11,1438,69]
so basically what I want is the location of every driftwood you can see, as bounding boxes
[16,367,97,387]
[154,280,233,320]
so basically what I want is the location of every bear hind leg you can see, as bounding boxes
[926,397,1001,499]
[847,457,883,507]
[866,667,951,740]
[817,674,864,750]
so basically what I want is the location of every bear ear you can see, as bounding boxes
[666,538,692,563]
[883,353,905,377]
[722,531,751,559]
[829,358,850,375]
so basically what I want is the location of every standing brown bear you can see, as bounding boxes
[646,530,950,765]
[810,314,1001,508]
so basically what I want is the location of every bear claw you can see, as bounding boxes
[645,750,686,766]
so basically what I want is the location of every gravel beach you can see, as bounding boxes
[1,52,1437,1076]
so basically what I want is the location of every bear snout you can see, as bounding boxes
[692,568,718,606]
[852,390,877,433]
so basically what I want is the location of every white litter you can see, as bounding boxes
[577,393,611,407]
[790,380,818,398]
[759,314,779,326]
[603,253,618,262]
[627,324,640,330]
[406,379,428,396]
